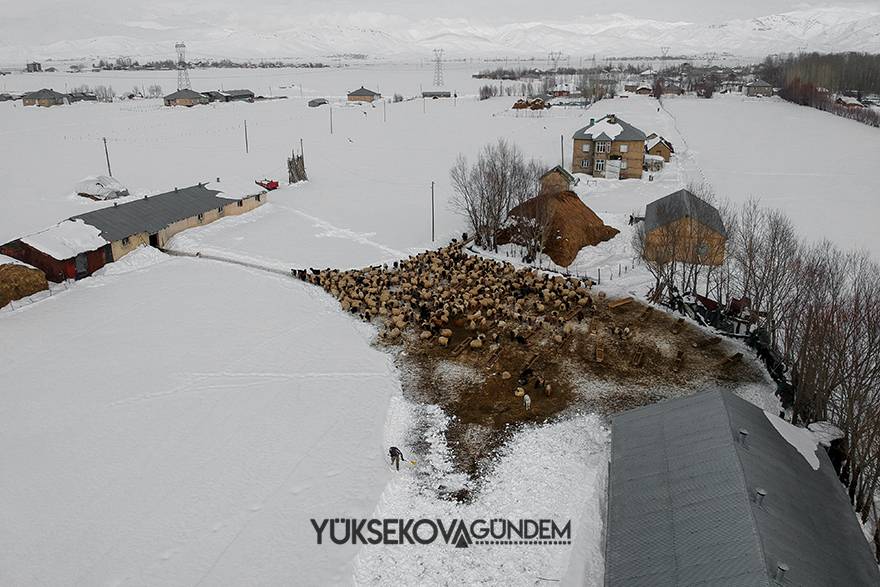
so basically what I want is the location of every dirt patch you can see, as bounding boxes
[0,263,48,308]
[297,243,764,492]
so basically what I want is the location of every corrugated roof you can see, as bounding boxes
[23,88,66,100]
[70,184,247,243]
[573,114,646,142]
[606,390,880,587]
[643,189,726,237]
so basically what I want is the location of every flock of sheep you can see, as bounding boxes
[294,240,608,407]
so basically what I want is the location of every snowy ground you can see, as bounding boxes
[0,66,866,585]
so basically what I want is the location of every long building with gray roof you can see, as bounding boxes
[605,390,880,586]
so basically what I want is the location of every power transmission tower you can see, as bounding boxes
[661,46,670,60]
[433,48,444,87]
[175,42,190,90]
[548,51,564,72]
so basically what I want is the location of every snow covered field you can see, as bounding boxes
[0,66,873,584]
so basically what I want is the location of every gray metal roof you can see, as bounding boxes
[164,89,206,100]
[348,86,380,96]
[644,189,726,237]
[23,88,66,100]
[573,114,646,142]
[224,89,254,98]
[747,79,772,87]
[70,184,244,242]
[606,390,880,587]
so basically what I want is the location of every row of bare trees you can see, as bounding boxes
[634,187,880,529]
[449,140,545,251]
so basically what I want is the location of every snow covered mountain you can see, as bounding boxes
[1,5,879,64]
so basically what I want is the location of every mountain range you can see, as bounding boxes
[1,6,878,64]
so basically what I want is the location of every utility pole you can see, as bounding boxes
[560,135,564,167]
[423,96,426,113]
[102,137,112,177]
[244,120,249,154]
[431,181,435,242]
[329,107,333,134]
[383,99,387,122]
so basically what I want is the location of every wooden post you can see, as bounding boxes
[102,137,112,177]
[329,107,333,134]
[431,181,435,242]
[560,134,564,167]
[383,99,387,122]
[244,120,249,154]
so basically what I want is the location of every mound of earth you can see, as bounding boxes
[0,263,48,308]
[498,190,619,267]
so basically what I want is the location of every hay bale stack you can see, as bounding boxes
[0,263,48,308]
[498,190,619,267]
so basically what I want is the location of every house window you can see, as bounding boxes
[256,194,261,202]
[237,200,244,207]
[596,141,610,153]
[581,159,590,168]
[619,144,628,153]
[122,237,130,246]
[594,159,606,172]
[581,143,591,153]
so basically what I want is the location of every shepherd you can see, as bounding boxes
[389,446,405,471]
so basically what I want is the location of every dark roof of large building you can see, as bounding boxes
[572,114,646,142]
[164,88,207,100]
[606,390,880,587]
[223,89,254,98]
[23,88,66,100]
[644,189,726,237]
[348,86,380,97]
[70,184,246,242]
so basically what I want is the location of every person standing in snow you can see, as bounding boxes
[389,446,405,471]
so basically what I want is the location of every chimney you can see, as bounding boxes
[608,114,616,123]
[754,488,767,506]
[216,177,220,182]
[739,428,749,448]
[113,202,118,207]
[174,187,178,192]
[589,118,595,125]
[775,562,789,582]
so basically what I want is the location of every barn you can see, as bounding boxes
[1,182,266,282]
[347,87,381,103]
[605,390,880,587]
[643,189,726,265]
[22,88,67,107]
[163,89,210,107]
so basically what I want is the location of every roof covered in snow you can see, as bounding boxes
[74,175,129,200]
[164,89,206,100]
[644,189,725,236]
[606,390,880,587]
[70,183,260,243]
[572,114,646,142]
[20,218,109,260]
[646,135,672,152]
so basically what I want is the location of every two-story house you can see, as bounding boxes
[571,114,646,179]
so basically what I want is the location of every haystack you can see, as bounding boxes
[499,190,619,267]
[0,262,48,308]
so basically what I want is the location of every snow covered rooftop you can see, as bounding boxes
[606,390,880,587]
[572,114,646,142]
[646,135,664,150]
[20,219,109,260]
[74,175,129,200]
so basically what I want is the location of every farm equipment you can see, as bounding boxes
[256,179,279,190]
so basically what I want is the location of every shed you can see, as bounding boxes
[74,175,129,200]
[422,91,452,99]
[643,189,726,265]
[606,390,880,587]
[223,89,255,102]
[646,135,674,161]
[539,165,578,194]
[308,98,329,107]
[347,87,381,103]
